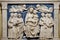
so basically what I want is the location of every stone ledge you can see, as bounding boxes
[1,37,60,40]
[0,0,59,2]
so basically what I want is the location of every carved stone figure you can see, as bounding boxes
[8,13,24,40]
[31,10,39,37]
[36,4,53,13]
[8,13,18,38]
[25,7,39,37]
[17,13,24,40]
[9,5,27,12]
[25,7,34,37]
[39,13,46,40]
[45,13,54,39]
[18,4,27,12]
[39,13,54,40]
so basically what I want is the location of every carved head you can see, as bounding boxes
[14,13,17,17]
[45,13,49,17]
[29,7,34,13]
[17,13,21,18]
[48,13,52,18]
[41,13,45,17]
[33,10,37,14]
[10,13,14,17]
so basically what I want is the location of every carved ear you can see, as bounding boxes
[49,7,53,12]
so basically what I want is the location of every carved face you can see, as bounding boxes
[41,13,45,17]
[17,14,21,18]
[29,7,34,13]
[48,13,51,17]
[45,13,49,17]
[14,13,17,17]
[10,13,14,17]
[33,10,37,14]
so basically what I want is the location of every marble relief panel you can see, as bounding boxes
[7,4,54,40]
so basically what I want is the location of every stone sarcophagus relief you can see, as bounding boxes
[7,4,54,40]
